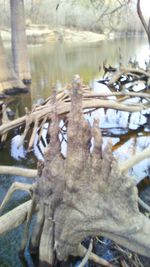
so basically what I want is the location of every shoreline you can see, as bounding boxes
[0,25,146,45]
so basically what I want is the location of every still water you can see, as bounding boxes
[0,37,150,266]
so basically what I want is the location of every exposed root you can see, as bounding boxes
[0,165,37,178]
[0,83,147,141]
[38,116,49,143]
[108,67,150,86]
[29,203,45,253]
[17,109,33,148]
[28,118,39,150]
[138,197,150,213]
[0,200,32,234]
[77,244,114,267]
[0,76,150,266]
[39,207,55,266]
[52,78,150,259]
[120,147,150,174]
[84,91,150,100]
[0,182,35,214]
[20,192,36,254]
[78,239,93,267]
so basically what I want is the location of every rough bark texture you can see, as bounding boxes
[10,0,31,82]
[30,77,150,266]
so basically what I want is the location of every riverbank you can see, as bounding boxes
[1,25,106,44]
[1,24,146,45]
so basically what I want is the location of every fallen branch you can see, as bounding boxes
[120,147,150,174]
[20,193,36,253]
[0,166,37,178]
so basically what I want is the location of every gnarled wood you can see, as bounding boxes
[0,77,149,267]
[32,77,150,266]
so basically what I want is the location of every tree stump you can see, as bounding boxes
[26,76,150,266]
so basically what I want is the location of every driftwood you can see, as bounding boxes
[0,77,150,266]
[0,82,149,148]
[108,67,150,86]
[102,55,150,92]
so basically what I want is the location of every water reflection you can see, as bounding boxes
[28,36,149,103]
[6,36,150,117]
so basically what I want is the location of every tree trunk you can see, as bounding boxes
[10,0,31,83]
[137,0,150,48]
[0,33,26,94]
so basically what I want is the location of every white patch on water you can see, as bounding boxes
[11,135,26,160]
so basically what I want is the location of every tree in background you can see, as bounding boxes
[137,0,150,47]
[0,34,26,93]
[10,0,31,83]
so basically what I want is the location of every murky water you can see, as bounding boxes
[0,36,150,266]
